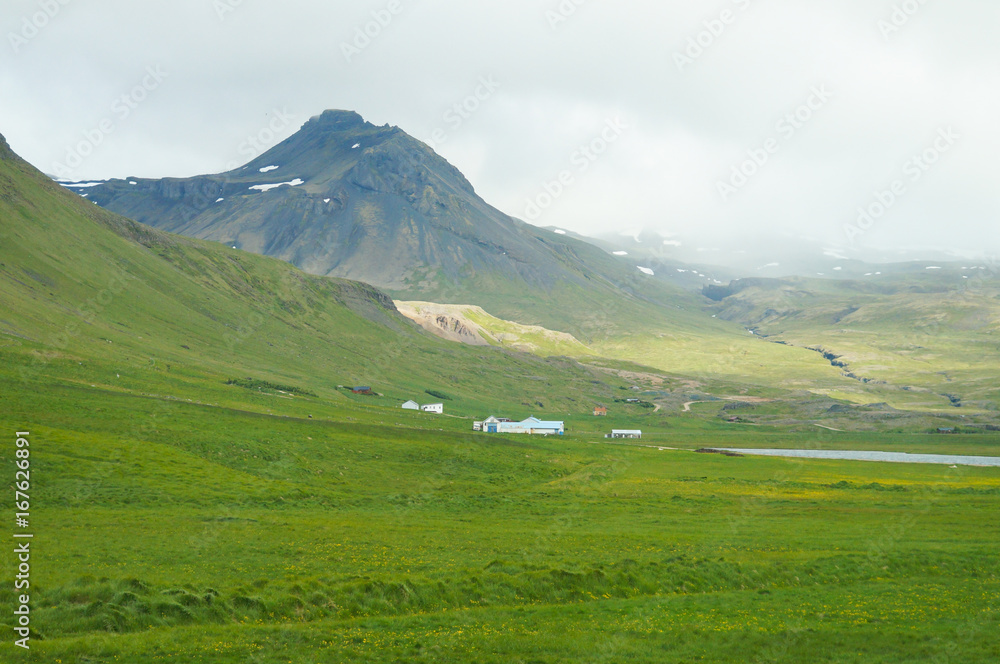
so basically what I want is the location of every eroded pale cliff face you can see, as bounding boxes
[394,302,493,346]
[394,301,591,357]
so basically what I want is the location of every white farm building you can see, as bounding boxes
[402,400,443,414]
[476,416,564,435]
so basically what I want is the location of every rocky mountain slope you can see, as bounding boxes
[1,129,629,414]
[71,110,680,338]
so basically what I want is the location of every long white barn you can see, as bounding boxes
[477,416,565,435]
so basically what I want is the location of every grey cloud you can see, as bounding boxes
[1,0,997,257]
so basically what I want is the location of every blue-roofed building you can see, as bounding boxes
[479,416,564,435]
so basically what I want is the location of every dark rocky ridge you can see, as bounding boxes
[65,110,687,339]
[74,111,624,298]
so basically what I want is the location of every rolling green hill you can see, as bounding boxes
[703,272,1000,411]
[0,130,650,422]
[61,109,840,376]
[63,110,1000,420]
[3,133,1000,663]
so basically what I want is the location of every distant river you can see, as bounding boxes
[712,449,1000,467]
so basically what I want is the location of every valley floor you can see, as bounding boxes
[2,366,998,663]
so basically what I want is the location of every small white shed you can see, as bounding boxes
[608,430,642,439]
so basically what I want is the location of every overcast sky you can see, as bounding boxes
[2,0,998,258]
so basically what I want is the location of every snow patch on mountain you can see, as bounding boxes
[249,179,304,192]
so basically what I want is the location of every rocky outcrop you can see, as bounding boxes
[395,302,490,346]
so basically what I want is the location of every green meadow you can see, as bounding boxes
[2,137,999,662]
[2,353,999,662]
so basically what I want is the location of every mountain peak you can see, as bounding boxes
[0,132,11,160]
[70,109,644,308]
[306,109,374,131]
[214,109,401,179]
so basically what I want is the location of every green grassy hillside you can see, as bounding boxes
[704,272,1000,412]
[60,109,1000,421]
[0,134,644,421]
[2,134,1000,662]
